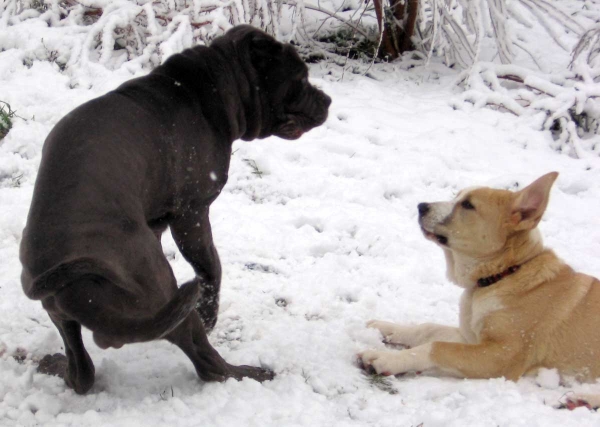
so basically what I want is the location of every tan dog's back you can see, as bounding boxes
[462,251,600,380]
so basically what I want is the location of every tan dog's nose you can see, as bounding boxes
[418,203,430,218]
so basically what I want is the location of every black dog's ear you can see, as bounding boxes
[250,34,283,70]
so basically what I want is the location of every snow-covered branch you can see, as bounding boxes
[407,0,600,157]
[0,0,297,71]
[455,61,600,157]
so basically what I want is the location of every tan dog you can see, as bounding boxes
[360,172,600,392]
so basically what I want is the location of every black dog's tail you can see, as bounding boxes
[91,280,201,349]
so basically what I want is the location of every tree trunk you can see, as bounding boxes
[374,0,419,59]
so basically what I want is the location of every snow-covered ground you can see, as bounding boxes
[3,14,600,427]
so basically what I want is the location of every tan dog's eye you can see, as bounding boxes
[461,199,475,210]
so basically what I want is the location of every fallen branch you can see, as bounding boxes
[457,60,600,158]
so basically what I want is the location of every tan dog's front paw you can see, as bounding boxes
[359,350,403,376]
[366,320,410,346]
[359,344,434,376]
[559,394,600,411]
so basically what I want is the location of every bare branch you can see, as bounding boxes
[512,40,544,71]
[488,0,512,64]
[518,0,570,52]
[527,0,585,35]
[285,1,370,39]
[440,5,476,62]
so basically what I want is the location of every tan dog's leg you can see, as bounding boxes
[361,340,520,378]
[367,320,465,347]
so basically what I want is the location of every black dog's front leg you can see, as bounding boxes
[170,207,221,333]
[169,207,274,383]
[167,310,274,383]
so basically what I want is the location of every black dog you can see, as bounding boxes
[20,25,330,394]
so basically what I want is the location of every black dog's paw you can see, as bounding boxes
[229,365,275,383]
[37,353,68,378]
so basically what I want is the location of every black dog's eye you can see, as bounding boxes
[461,199,475,210]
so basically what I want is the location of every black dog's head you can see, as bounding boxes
[216,25,331,140]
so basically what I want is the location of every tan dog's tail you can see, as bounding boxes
[91,281,202,349]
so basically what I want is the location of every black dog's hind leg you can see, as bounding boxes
[38,316,95,394]
[167,310,274,382]
[170,207,222,333]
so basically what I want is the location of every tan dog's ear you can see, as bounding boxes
[510,172,559,231]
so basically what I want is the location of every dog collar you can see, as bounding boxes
[477,265,520,288]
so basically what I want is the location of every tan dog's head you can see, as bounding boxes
[418,172,559,285]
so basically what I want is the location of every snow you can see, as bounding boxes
[536,369,561,390]
[2,12,600,427]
